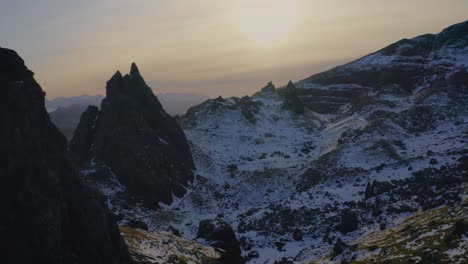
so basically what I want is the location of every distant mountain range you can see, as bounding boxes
[47,92,209,139]
[46,93,209,114]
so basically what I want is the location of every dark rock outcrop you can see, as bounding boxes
[125,219,149,231]
[336,209,359,234]
[282,81,304,114]
[237,96,262,124]
[197,219,242,264]
[364,180,393,199]
[0,47,131,263]
[70,63,195,209]
[261,81,276,93]
[458,156,468,172]
[332,238,350,256]
[69,105,99,165]
[292,228,303,241]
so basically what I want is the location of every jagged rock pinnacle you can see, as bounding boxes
[130,62,139,76]
[111,70,123,80]
[283,80,304,114]
[71,63,195,209]
[261,81,276,93]
[130,62,144,82]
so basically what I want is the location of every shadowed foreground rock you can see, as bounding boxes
[0,47,131,264]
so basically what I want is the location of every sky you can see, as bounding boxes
[1,0,467,99]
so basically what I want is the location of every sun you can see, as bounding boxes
[236,0,299,46]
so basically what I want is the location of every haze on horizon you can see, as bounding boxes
[1,0,467,99]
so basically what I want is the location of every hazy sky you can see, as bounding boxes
[1,0,467,99]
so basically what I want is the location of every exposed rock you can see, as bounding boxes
[0,47,131,263]
[282,81,305,114]
[245,250,259,261]
[331,205,468,263]
[292,228,303,241]
[125,219,149,231]
[69,105,99,165]
[87,163,114,181]
[237,96,262,124]
[70,63,195,209]
[332,238,350,256]
[336,209,359,234]
[458,156,468,172]
[364,180,393,199]
[166,226,182,237]
[261,81,276,93]
[197,219,242,264]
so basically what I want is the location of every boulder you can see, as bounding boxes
[332,238,350,256]
[336,209,359,234]
[364,180,393,199]
[197,219,242,264]
[292,228,303,241]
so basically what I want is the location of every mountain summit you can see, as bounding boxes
[70,63,195,209]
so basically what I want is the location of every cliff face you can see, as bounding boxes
[69,105,99,165]
[0,47,131,264]
[70,63,195,209]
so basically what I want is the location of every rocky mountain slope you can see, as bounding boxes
[0,47,131,263]
[70,63,195,209]
[314,203,467,263]
[120,226,221,264]
[71,21,467,263]
[294,20,468,114]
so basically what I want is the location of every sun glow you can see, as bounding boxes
[236,0,300,46]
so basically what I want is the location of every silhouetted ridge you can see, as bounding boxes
[0,47,131,264]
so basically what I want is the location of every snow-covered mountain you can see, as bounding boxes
[81,21,467,263]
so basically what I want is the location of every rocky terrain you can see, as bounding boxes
[314,203,467,263]
[0,47,131,263]
[70,63,196,209]
[120,226,221,264]
[82,20,467,263]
